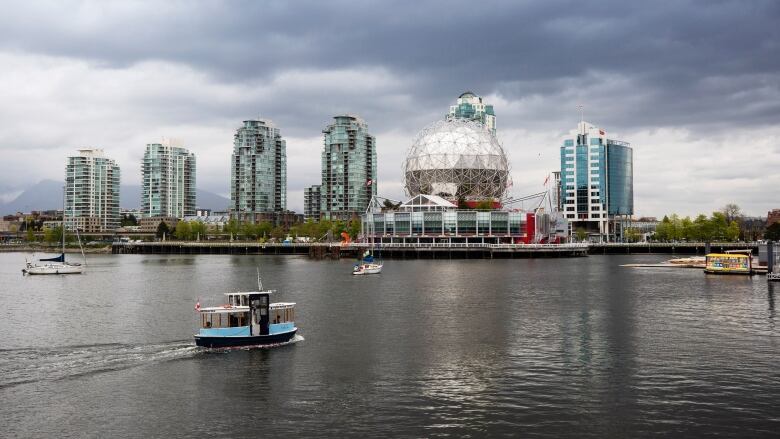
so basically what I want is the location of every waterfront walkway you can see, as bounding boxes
[112,241,590,258]
[110,241,759,258]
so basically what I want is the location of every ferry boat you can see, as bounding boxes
[704,253,752,275]
[194,282,297,348]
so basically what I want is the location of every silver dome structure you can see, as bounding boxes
[403,119,511,200]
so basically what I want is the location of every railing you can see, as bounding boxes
[112,241,589,250]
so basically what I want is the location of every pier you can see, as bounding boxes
[111,241,760,258]
[112,241,590,258]
[589,242,759,255]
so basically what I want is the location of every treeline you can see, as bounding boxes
[653,212,739,242]
[158,218,362,242]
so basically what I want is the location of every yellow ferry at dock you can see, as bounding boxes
[704,253,751,275]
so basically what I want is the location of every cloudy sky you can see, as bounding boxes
[0,0,778,217]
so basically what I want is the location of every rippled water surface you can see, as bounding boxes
[0,252,778,438]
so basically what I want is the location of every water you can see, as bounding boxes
[0,252,778,438]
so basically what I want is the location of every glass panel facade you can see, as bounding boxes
[231,120,287,222]
[362,210,526,239]
[457,212,476,234]
[423,212,442,234]
[142,143,196,218]
[320,115,376,221]
[606,143,634,215]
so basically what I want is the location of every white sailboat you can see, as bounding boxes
[23,186,85,275]
[353,196,384,275]
[352,250,383,275]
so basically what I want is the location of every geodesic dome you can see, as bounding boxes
[403,119,511,200]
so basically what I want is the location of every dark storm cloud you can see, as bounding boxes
[1,0,779,134]
[1,0,779,215]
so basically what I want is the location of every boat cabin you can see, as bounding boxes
[197,291,296,337]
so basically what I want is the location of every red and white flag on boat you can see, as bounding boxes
[195,299,201,311]
[366,179,373,187]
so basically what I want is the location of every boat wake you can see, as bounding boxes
[0,340,199,389]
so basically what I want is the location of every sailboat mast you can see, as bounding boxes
[62,184,66,255]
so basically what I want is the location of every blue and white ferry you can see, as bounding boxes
[194,279,297,349]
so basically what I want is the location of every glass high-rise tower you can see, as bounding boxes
[559,121,633,241]
[446,91,496,134]
[303,184,321,221]
[231,120,287,223]
[65,149,120,232]
[141,140,196,218]
[320,115,377,221]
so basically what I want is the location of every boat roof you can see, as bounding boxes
[706,253,749,258]
[224,290,276,296]
[199,302,295,313]
[270,302,296,308]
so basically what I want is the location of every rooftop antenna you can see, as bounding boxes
[256,267,263,291]
[577,104,585,134]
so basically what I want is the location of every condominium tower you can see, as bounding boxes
[231,120,287,223]
[320,115,377,221]
[141,140,196,218]
[446,91,496,134]
[303,184,321,221]
[559,121,633,241]
[64,149,121,232]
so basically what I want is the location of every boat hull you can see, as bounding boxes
[23,264,84,275]
[194,329,297,348]
[352,264,383,275]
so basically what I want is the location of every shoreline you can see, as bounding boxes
[0,245,112,254]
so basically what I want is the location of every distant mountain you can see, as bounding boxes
[0,180,230,215]
[0,179,63,214]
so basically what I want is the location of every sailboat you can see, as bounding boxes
[22,186,85,275]
[352,250,383,275]
[353,202,383,275]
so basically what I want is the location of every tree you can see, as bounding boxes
[241,222,258,239]
[330,220,346,238]
[121,213,138,227]
[721,203,742,223]
[624,227,641,243]
[174,221,192,240]
[765,222,780,241]
[224,219,240,239]
[347,218,362,239]
[257,221,273,239]
[270,225,286,240]
[156,221,170,239]
[693,214,712,241]
[655,215,671,241]
[25,227,35,242]
[575,228,588,242]
[382,199,401,211]
[190,221,207,240]
[726,220,740,242]
[42,225,70,244]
